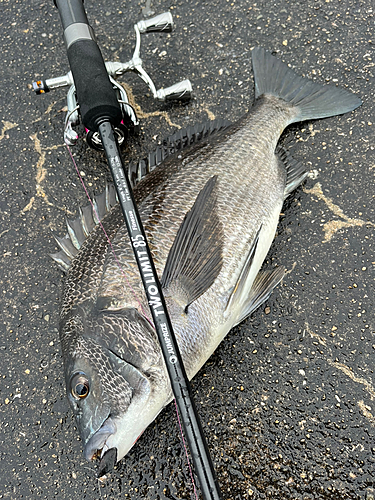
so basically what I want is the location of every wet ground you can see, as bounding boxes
[0,0,374,498]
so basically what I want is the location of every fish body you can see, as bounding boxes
[53,47,361,465]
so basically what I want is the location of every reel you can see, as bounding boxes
[32,12,192,150]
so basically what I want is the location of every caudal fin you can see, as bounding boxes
[252,47,362,123]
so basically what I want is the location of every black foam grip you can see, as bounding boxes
[67,40,122,132]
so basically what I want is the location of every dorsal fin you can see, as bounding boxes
[127,118,232,186]
[50,184,118,272]
[161,176,223,310]
[277,146,309,198]
[51,119,232,272]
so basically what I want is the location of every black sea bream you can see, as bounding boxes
[52,47,361,465]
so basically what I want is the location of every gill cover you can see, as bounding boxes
[61,302,153,453]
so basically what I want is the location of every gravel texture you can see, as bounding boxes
[0,0,374,498]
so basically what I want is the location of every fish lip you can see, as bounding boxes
[83,416,117,461]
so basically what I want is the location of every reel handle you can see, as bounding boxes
[136,12,173,34]
[156,80,193,102]
[32,80,50,94]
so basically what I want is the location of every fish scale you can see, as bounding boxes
[60,206,123,319]
[53,47,361,468]
[99,101,291,316]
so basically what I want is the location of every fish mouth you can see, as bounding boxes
[84,416,117,462]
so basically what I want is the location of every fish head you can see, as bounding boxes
[60,302,167,465]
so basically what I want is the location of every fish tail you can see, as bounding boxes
[251,47,362,123]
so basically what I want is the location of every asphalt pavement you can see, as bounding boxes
[0,0,374,498]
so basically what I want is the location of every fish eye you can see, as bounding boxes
[70,373,90,400]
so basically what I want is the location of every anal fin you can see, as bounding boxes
[234,267,285,326]
[225,226,262,316]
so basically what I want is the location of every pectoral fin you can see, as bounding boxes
[161,176,224,310]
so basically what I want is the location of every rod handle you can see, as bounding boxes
[54,0,122,132]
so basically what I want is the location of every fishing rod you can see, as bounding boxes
[43,1,223,498]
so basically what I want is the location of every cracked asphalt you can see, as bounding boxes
[0,0,374,499]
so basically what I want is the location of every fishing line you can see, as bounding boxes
[65,142,152,326]
[174,400,199,500]
[66,142,199,499]
[45,2,222,498]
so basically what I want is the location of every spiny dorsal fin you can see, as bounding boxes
[51,120,232,272]
[161,176,223,309]
[65,215,86,250]
[49,183,118,272]
[127,118,232,187]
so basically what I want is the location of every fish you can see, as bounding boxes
[51,47,361,470]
